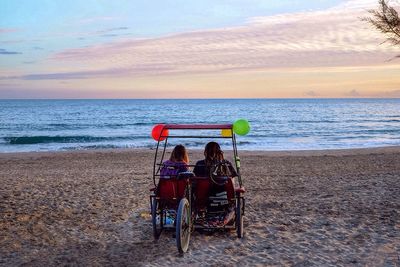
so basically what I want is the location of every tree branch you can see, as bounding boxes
[362,0,400,46]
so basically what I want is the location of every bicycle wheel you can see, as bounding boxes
[176,198,191,253]
[151,197,163,240]
[236,196,244,238]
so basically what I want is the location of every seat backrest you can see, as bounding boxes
[157,178,187,200]
[194,176,235,209]
[194,178,210,209]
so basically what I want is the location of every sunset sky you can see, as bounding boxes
[0,0,399,98]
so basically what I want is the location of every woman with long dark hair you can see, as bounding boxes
[193,141,236,177]
[193,142,237,225]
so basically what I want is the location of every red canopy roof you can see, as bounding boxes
[163,124,232,130]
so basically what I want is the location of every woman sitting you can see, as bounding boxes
[160,144,189,179]
[193,142,237,224]
[193,142,237,178]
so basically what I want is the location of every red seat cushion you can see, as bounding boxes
[157,179,187,200]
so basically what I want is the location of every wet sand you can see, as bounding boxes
[0,147,399,266]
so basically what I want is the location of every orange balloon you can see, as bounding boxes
[152,124,169,141]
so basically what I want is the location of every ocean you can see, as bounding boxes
[0,99,399,152]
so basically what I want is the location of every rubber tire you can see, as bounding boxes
[152,197,163,240]
[236,196,244,238]
[176,198,191,253]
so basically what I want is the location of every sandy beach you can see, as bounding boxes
[0,147,399,266]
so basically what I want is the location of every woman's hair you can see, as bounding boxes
[170,144,189,163]
[204,142,224,166]
[204,142,231,176]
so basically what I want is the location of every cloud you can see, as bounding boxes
[0,28,19,34]
[304,90,319,97]
[0,39,25,44]
[46,0,398,77]
[346,89,361,97]
[95,27,129,38]
[72,16,121,25]
[67,26,130,40]
[13,71,114,80]
[1,65,174,80]
[96,27,129,34]
[0,83,15,87]
[3,0,400,81]
[100,34,120,38]
[0,48,22,55]
[32,46,44,50]
[381,90,400,97]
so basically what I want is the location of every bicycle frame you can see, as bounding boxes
[151,124,243,188]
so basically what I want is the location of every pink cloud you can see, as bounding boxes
[0,28,20,34]
[345,89,361,97]
[381,90,400,97]
[6,0,400,81]
[304,90,319,97]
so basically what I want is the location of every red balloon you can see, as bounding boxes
[152,124,169,141]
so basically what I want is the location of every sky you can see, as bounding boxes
[0,0,399,98]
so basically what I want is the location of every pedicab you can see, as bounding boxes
[149,120,250,253]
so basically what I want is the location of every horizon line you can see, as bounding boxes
[1,97,400,100]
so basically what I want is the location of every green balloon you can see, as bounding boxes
[233,119,250,136]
